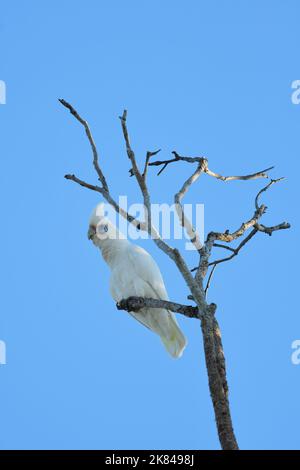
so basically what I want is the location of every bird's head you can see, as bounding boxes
[88,202,105,241]
[87,203,124,246]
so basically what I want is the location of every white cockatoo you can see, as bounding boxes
[87,203,187,358]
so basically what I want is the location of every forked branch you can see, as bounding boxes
[149,150,274,181]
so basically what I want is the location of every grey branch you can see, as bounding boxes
[174,160,207,252]
[196,205,265,278]
[149,151,274,181]
[207,228,259,267]
[205,166,274,182]
[65,174,103,194]
[119,110,177,258]
[206,177,286,244]
[208,207,264,244]
[213,243,236,252]
[143,149,161,181]
[59,99,109,192]
[60,102,145,232]
[149,151,205,175]
[64,174,144,230]
[255,177,285,210]
[204,264,217,296]
[193,177,290,271]
[119,110,144,190]
[117,296,201,319]
[255,221,290,236]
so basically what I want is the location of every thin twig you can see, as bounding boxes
[209,175,287,244]
[142,149,161,181]
[213,243,236,252]
[149,151,205,175]
[255,177,285,210]
[119,110,144,188]
[205,265,217,297]
[255,221,291,236]
[207,228,258,267]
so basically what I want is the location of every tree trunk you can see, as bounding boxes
[200,308,239,450]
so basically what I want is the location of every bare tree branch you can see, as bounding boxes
[119,110,177,258]
[117,296,200,319]
[142,149,161,181]
[209,207,264,243]
[174,160,207,252]
[255,221,290,236]
[204,264,217,297]
[255,177,285,210]
[65,174,103,193]
[119,110,144,189]
[64,174,145,231]
[213,243,236,253]
[205,176,279,246]
[59,99,109,192]
[60,102,147,232]
[207,228,259,267]
[194,177,290,273]
[149,151,205,175]
[205,166,274,182]
[149,150,274,181]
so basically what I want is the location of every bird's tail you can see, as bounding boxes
[160,314,187,359]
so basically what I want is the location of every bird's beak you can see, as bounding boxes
[87,226,96,240]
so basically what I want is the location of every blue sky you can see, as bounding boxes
[0,0,299,450]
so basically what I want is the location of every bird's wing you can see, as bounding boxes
[127,244,169,301]
[126,243,187,357]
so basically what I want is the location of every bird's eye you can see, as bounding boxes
[97,223,108,235]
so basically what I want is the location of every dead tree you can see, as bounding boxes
[59,99,290,450]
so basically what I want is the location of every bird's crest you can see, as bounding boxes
[89,202,106,226]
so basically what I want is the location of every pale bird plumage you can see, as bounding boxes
[88,203,187,358]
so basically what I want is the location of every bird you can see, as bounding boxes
[87,203,187,358]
